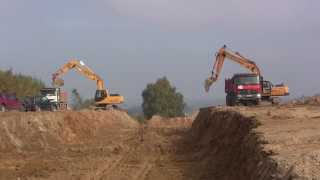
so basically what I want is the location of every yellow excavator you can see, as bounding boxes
[52,59,124,109]
[205,45,289,105]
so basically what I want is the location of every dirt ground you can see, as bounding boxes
[0,105,320,180]
[236,105,320,179]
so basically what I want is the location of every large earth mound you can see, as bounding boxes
[1,105,320,180]
[188,107,292,180]
[0,110,138,153]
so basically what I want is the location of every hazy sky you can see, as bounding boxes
[1,0,319,106]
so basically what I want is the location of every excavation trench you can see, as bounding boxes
[0,109,296,179]
[187,108,293,180]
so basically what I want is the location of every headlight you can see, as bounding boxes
[257,94,261,97]
[237,85,244,90]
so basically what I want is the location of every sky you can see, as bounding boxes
[0,0,319,107]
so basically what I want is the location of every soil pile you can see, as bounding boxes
[188,107,294,180]
[237,105,320,179]
[1,105,320,179]
[289,95,320,105]
[0,110,138,153]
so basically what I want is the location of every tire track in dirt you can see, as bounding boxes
[81,126,150,180]
[83,124,188,180]
[98,126,157,180]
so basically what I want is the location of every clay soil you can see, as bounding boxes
[0,105,320,180]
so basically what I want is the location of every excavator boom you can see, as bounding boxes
[52,59,124,108]
[204,45,289,103]
[205,45,260,92]
[52,59,105,91]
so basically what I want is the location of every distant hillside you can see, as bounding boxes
[0,69,45,98]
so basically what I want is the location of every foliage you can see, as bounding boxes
[71,88,94,110]
[0,69,45,98]
[142,77,186,119]
[71,89,83,110]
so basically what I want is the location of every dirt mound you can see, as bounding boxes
[0,110,138,153]
[2,106,320,180]
[188,107,293,180]
[236,105,320,179]
[289,95,320,105]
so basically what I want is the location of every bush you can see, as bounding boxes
[0,69,45,98]
[71,89,95,110]
[142,77,186,119]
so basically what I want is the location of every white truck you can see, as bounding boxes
[40,88,68,111]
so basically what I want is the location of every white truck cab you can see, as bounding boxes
[40,88,68,110]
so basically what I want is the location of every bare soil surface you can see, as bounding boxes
[0,105,320,180]
[235,105,320,179]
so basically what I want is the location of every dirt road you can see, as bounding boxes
[1,105,320,179]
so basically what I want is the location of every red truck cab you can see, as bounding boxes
[0,93,23,112]
[225,73,262,106]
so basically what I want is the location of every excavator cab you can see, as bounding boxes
[262,80,272,96]
[95,90,108,101]
[95,89,124,107]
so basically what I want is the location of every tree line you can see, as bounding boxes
[72,77,186,119]
[0,69,45,98]
[0,68,186,119]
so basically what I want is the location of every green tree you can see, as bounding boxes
[71,89,94,110]
[142,77,186,119]
[71,89,83,110]
[0,69,45,98]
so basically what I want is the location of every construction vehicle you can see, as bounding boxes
[52,59,124,109]
[23,94,62,112]
[36,88,68,111]
[22,88,67,112]
[205,45,289,106]
[0,93,23,112]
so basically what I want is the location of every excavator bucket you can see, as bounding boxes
[52,78,64,87]
[204,77,216,92]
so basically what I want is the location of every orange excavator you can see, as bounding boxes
[205,45,289,105]
[52,59,124,109]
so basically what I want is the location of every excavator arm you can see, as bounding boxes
[204,45,261,92]
[52,59,106,91]
[52,59,124,108]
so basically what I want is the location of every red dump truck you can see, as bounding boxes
[225,73,262,106]
[225,73,289,106]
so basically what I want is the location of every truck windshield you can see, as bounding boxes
[41,89,56,96]
[6,94,17,100]
[234,76,259,85]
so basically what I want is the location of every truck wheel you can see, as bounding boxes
[51,105,57,112]
[226,95,229,106]
[35,106,41,112]
[271,98,280,105]
[19,106,26,112]
[0,105,6,112]
[226,94,232,106]
[230,95,236,106]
